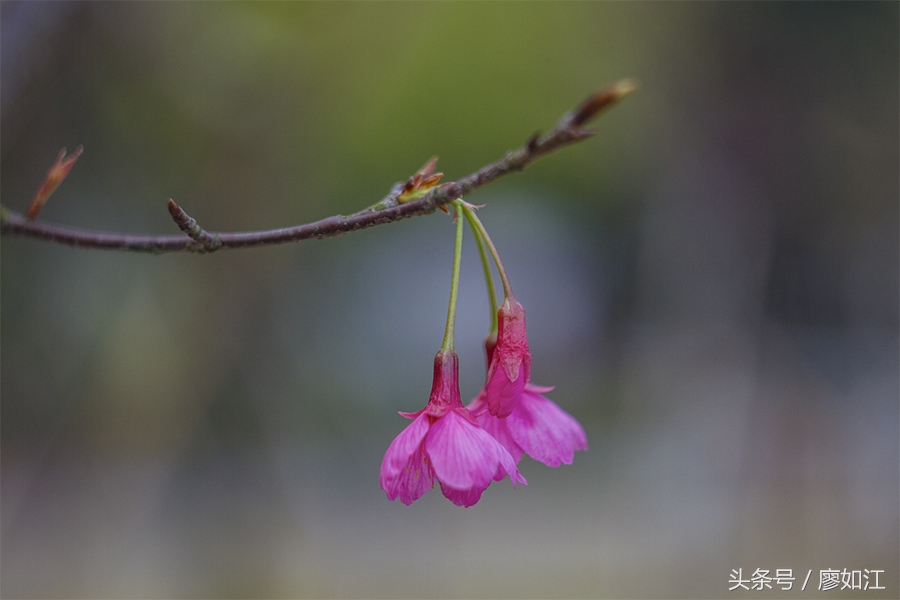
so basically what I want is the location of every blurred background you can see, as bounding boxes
[1,2,897,598]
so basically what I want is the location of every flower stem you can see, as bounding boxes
[464,207,499,333]
[440,199,466,352]
[460,203,513,299]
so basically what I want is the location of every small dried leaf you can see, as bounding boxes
[420,173,443,188]
[415,156,439,179]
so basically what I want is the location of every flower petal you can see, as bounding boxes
[476,409,524,465]
[380,413,434,504]
[426,411,497,492]
[507,386,588,467]
[432,410,527,494]
[439,482,485,507]
[485,363,527,418]
[492,437,527,487]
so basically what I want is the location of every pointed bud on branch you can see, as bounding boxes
[27,146,83,220]
[569,78,637,128]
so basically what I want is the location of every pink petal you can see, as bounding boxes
[380,414,434,504]
[464,391,487,416]
[427,411,526,504]
[439,482,485,507]
[398,408,425,420]
[525,383,555,394]
[476,409,524,464]
[506,387,588,467]
[426,411,497,491]
[485,363,527,418]
[492,438,527,487]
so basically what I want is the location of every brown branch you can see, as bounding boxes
[0,80,635,254]
[167,199,222,253]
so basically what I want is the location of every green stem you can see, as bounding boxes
[460,203,513,299]
[463,207,499,333]
[440,199,466,352]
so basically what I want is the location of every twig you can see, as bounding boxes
[0,80,634,254]
[167,199,221,253]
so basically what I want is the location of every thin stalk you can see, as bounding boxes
[464,207,499,333]
[440,199,466,352]
[460,203,513,299]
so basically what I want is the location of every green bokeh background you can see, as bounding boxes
[2,2,897,598]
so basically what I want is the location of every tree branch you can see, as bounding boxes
[0,80,634,254]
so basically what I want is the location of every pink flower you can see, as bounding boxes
[469,384,588,467]
[484,297,532,417]
[380,350,526,507]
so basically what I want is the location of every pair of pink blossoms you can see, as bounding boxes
[380,297,588,507]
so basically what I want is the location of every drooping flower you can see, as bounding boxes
[468,334,587,467]
[468,383,588,467]
[484,296,532,418]
[380,350,526,507]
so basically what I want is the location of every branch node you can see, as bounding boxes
[167,199,221,253]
